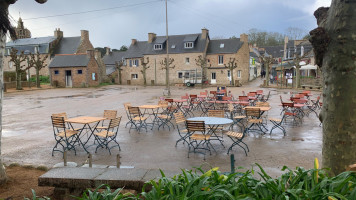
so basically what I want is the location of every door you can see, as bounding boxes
[211,72,216,84]
[65,70,72,87]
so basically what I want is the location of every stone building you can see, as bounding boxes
[14,17,31,39]
[104,29,250,86]
[3,28,97,81]
[49,50,100,87]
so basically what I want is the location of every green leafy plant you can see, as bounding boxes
[73,184,134,200]
[29,75,50,83]
[24,189,50,200]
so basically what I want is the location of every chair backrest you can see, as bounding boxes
[208,109,224,118]
[128,107,141,117]
[239,96,248,101]
[165,98,174,103]
[295,94,305,98]
[256,90,263,94]
[108,116,122,129]
[256,102,270,107]
[158,100,169,107]
[123,103,131,111]
[181,95,189,100]
[247,92,256,97]
[227,104,234,112]
[186,120,205,132]
[173,112,185,124]
[245,107,261,118]
[104,110,117,120]
[189,94,197,99]
[52,112,68,120]
[282,102,294,108]
[222,96,232,101]
[51,116,66,129]
[200,91,207,96]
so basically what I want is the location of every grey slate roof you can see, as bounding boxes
[262,45,284,58]
[49,54,90,68]
[125,33,207,58]
[103,51,127,65]
[207,38,243,54]
[53,37,81,55]
[5,36,56,55]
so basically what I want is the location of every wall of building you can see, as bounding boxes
[76,30,94,53]
[86,57,100,87]
[50,67,87,88]
[3,54,52,77]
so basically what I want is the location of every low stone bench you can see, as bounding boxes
[301,85,322,90]
[38,167,179,200]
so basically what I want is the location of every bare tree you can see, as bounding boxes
[289,51,311,88]
[160,58,175,87]
[0,0,47,185]
[115,61,123,85]
[285,27,307,40]
[259,55,274,86]
[224,58,238,86]
[140,57,149,86]
[195,55,208,88]
[9,48,28,90]
[29,51,48,88]
[309,1,356,175]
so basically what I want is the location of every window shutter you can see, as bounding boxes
[129,60,132,67]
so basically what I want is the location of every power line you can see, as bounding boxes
[23,0,162,20]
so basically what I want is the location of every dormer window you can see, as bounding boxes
[34,46,39,54]
[301,46,304,56]
[184,42,194,49]
[171,45,176,49]
[220,43,224,48]
[154,44,162,50]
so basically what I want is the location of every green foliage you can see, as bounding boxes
[29,75,50,83]
[24,189,50,200]
[30,164,356,200]
[4,71,27,82]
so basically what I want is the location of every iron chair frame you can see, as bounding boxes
[93,116,122,155]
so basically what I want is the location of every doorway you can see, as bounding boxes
[211,72,216,84]
[65,70,72,87]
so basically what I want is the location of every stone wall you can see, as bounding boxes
[76,30,94,53]
[50,66,87,88]
[3,54,51,76]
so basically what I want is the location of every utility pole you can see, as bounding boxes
[165,0,170,96]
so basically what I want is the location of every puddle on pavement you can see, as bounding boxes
[2,129,26,137]
[86,94,103,98]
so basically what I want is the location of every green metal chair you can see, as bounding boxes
[93,116,122,154]
[51,116,79,156]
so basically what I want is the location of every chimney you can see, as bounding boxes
[81,30,89,42]
[201,28,209,40]
[240,33,248,43]
[105,47,111,55]
[87,49,94,58]
[148,33,156,43]
[131,39,137,45]
[95,50,102,59]
[54,28,63,39]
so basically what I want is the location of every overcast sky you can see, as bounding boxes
[9,0,331,49]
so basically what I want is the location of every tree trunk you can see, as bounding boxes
[315,0,356,175]
[295,67,300,89]
[231,69,235,86]
[36,68,41,88]
[16,71,22,90]
[265,64,269,86]
[0,32,7,184]
[118,69,122,85]
[143,68,147,86]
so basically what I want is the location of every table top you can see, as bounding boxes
[66,116,106,124]
[187,117,233,125]
[139,105,162,109]
[244,106,271,111]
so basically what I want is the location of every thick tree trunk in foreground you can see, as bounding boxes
[0,33,7,184]
[310,0,356,175]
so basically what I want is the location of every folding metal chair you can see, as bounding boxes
[93,116,122,154]
[223,129,249,156]
[245,107,266,134]
[128,107,148,133]
[157,101,174,130]
[123,103,132,128]
[269,115,286,136]
[282,102,302,125]
[186,120,215,160]
[260,91,271,102]
[228,104,246,132]
[306,95,321,118]
[96,110,117,129]
[173,112,189,146]
[51,116,79,156]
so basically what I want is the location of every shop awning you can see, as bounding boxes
[300,64,318,70]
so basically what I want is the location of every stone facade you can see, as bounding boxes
[14,17,31,39]
[76,30,94,53]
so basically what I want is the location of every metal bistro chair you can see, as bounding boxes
[157,100,175,130]
[269,115,286,136]
[128,107,148,133]
[93,116,122,155]
[223,129,249,156]
[52,112,81,131]
[245,107,266,134]
[228,104,246,132]
[123,103,132,128]
[187,120,215,160]
[173,112,189,146]
[51,116,79,156]
[260,91,271,102]
[96,110,117,129]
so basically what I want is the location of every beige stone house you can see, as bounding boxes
[49,50,100,87]
[104,29,250,86]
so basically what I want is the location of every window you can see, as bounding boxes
[227,70,231,78]
[54,70,59,75]
[184,72,190,78]
[171,45,176,49]
[237,70,241,78]
[123,59,127,66]
[220,43,224,48]
[184,42,194,48]
[8,61,13,68]
[178,72,183,78]
[218,55,224,65]
[301,46,304,56]
[6,48,10,55]
[154,44,162,50]
[129,60,132,67]
[133,59,139,66]
[207,59,210,63]
[211,72,216,80]
[185,57,190,64]
[131,74,138,79]
[92,73,96,80]
[77,70,82,74]
[34,46,39,54]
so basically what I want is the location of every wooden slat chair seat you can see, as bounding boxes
[51,116,79,156]
[207,109,225,131]
[245,107,266,134]
[255,102,270,124]
[132,116,148,121]
[93,116,122,154]
[186,120,215,160]
[269,115,286,136]
[223,130,249,156]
